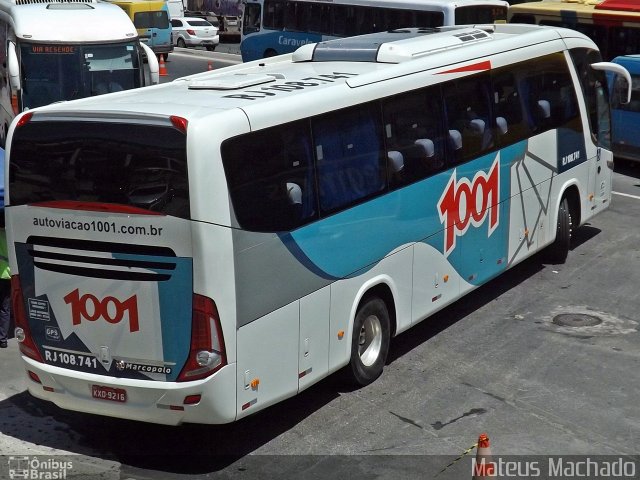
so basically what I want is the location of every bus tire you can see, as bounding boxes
[547,197,571,264]
[347,297,391,387]
[264,48,277,58]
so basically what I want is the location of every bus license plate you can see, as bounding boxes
[91,385,127,403]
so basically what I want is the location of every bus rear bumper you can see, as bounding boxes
[21,356,237,425]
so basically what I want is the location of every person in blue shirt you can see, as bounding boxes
[0,147,9,348]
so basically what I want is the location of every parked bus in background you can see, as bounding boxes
[107,0,174,58]
[508,0,640,61]
[240,0,508,61]
[4,24,629,425]
[609,55,640,163]
[0,0,160,147]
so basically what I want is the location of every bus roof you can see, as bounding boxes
[0,0,139,42]
[24,24,590,129]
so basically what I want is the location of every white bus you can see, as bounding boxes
[240,0,509,61]
[0,0,160,146]
[5,24,629,425]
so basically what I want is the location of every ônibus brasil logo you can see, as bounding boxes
[437,157,499,257]
[64,289,140,332]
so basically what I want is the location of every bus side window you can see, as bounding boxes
[519,54,580,135]
[570,48,610,147]
[313,103,386,214]
[443,73,494,166]
[221,120,318,232]
[382,87,445,188]
[492,70,532,146]
[263,0,285,29]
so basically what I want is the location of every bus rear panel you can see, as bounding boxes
[8,115,235,424]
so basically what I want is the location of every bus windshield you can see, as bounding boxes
[19,41,143,109]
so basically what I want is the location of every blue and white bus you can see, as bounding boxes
[610,55,640,163]
[4,24,629,425]
[240,0,509,61]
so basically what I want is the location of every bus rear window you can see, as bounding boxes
[9,120,189,218]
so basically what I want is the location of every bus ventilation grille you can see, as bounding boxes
[25,236,178,282]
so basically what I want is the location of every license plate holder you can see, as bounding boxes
[91,385,127,403]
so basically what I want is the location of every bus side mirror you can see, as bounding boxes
[140,43,160,85]
[8,42,21,91]
[591,61,631,105]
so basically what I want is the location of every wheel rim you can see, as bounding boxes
[358,314,382,367]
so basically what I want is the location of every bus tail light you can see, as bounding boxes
[177,294,226,382]
[12,275,44,363]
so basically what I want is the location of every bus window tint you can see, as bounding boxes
[609,27,640,59]
[443,73,494,165]
[518,54,580,134]
[382,88,446,188]
[570,48,611,147]
[333,5,348,35]
[263,0,284,29]
[492,70,533,146]
[455,5,507,24]
[313,103,386,214]
[414,11,444,29]
[9,121,189,217]
[244,2,262,33]
[133,11,169,29]
[222,121,318,232]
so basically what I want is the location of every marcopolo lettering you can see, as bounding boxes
[438,157,500,257]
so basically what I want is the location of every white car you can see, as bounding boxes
[171,17,219,51]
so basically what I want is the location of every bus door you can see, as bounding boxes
[569,47,614,214]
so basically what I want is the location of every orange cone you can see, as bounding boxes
[208,61,213,71]
[472,433,494,480]
[159,54,168,77]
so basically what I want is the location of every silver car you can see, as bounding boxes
[171,17,219,51]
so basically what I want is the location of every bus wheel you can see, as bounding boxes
[264,48,277,58]
[347,297,391,387]
[547,197,572,264]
